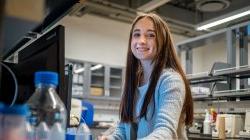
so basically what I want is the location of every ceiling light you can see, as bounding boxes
[197,7,250,30]
[196,0,231,12]
[74,67,85,74]
[91,64,103,71]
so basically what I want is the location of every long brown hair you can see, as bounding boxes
[120,13,193,126]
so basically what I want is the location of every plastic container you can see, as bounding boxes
[65,122,92,140]
[27,71,67,140]
[50,122,65,140]
[26,119,35,140]
[2,104,29,140]
[75,122,92,140]
[203,109,212,134]
[36,121,50,139]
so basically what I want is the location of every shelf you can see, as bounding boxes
[110,75,121,79]
[110,85,121,89]
[213,65,250,79]
[192,89,250,101]
[72,94,87,99]
[213,88,250,98]
[94,105,119,111]
[187,72,226,84]
[192,95,216,101]
[190,77,226,84]
[87,96,121,101]
[72,83,83,85]
[92,73,104,77]
[187,65,250,85]
[91,84,104,88]
[72,95,121,102]
[187,133,217,140]
[110,68,122,75]
[187,133,248,140]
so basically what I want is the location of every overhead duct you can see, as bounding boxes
[68,0,206,37]
[69,0,137,23]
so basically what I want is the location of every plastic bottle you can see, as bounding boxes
[203,109,212,134]
[36,121,50,140]
[50,122,65,140]
[2,104,29,140]
[75,122,92,140]
[27,71,67,140]
[26,119,35,140]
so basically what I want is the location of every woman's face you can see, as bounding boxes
[131,17,157,62]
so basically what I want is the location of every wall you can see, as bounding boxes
[180,32,250,93]
[59,14,129,67]
[181,33,250,74]
[59,14,188,67]
[192,38,227,73]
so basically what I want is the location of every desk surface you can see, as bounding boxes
[187,133,249,140]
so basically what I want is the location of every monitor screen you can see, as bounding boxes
[0,25,67,106]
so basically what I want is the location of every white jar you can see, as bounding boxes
[203,109,212,134]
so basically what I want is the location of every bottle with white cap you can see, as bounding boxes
[203,109,212,134]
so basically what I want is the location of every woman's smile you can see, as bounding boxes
[136,46,150,52]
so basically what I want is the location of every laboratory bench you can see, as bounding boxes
[188,133,250,140]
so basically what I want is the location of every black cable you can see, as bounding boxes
[0,62,18,106]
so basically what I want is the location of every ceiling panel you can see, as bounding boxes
[70,0,250,37]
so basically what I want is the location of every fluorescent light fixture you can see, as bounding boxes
[74,67,85,74]
[91,64,103,71]
[137,0,170,12]
[197,8,250,30]
[74,64,103,73]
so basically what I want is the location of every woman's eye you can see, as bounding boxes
[133,33,140,37]
[147,33,155,38]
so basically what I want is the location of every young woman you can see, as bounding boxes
[100,13,193,140]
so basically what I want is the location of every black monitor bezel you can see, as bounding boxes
[0,25,66,106]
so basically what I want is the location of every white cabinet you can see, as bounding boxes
[66,59,124,100]
[109,67,123,98]
[90,64,105,96]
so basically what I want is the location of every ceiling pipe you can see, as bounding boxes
[137,0,171,12]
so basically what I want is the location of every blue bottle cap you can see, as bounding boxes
[35,71,58,86]
[3,104,29,116]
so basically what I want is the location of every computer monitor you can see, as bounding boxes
[0,25,67,106]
